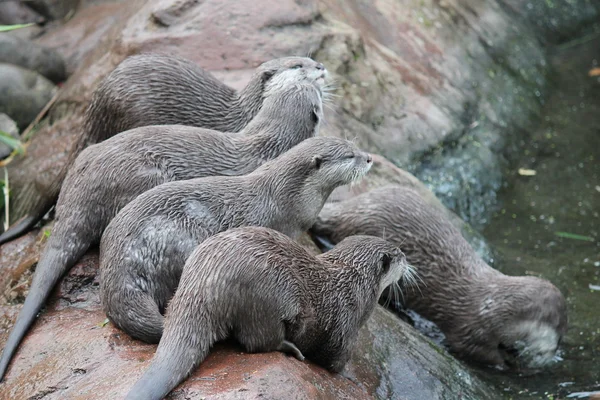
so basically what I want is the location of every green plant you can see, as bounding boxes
[0,23,34,32]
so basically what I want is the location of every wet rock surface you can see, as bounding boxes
[0,235,498,400]
[498,0,600,44]
[0,2,45,26]
[0,0,570,230]
[0,34,67,84]
[0,63,57,131]
[25,0,81,22]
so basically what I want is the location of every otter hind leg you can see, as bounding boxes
[106,289,164,343]
[278,340,305,361]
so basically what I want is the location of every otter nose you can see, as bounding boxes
[366,154,373,164]
[316,63,325,70]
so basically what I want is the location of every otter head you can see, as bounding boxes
[491,276,567,370]
[300,137,373,190]
[324,236,412,299]
[459,275,568,370]
[260,80,324,134]
[258,56,328,90]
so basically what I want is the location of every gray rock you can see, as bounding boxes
[499,0,600,44]
[0,113,20,160]
[0,2,45,25]
[0,34,66,83]
[0,63,56,130]
[24,0,80,21]
[348,306,500,400]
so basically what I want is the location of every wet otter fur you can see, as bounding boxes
[311,185,568,369]
[100,137,373,344]
[0,54,325,245]
[0,72,325,382]
[124,227,409,400]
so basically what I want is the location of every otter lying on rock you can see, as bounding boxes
[125,227,411,400]
[312,185,568,369]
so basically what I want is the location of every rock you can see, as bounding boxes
[499,0,600,44]
[0,2,45,26]
[0,34,67,83]
[0,63,57,131]
[24,0,81,21]
[0,113,21,160]
[0,233,498,399]
[329,154,493,262]
[349,307,499,400]
[34,1,136,75]
[3,0,562,231]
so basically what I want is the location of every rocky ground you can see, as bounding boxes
[0,0,598,399]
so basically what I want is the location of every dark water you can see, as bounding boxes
[476,35,600,399]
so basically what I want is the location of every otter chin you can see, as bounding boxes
[311,185,567,369]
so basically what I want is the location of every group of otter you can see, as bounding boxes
[0,54,567,399]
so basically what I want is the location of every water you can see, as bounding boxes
[476,35,600,399]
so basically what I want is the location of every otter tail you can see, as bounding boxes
[0,108,110,246]
[0,198,55,246]
[107,290,165,344]
[0,238,90,381]
[125,313,218,400]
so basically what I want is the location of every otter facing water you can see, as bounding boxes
[312,185,568,369]
[0,54,325,245]
[0,74,325,381]
[125,227,409,400]
[100,137,373,344]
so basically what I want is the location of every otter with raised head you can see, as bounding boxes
[0,54,325,245]
[100,137,373,345]
[311,185,568,369]
[124,227,410,400]
[0,74,324,381]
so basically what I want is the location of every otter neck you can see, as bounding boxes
[227,73,265,130]
[251,164,329,238]
[318,257,378,330]
[240,112,318,161]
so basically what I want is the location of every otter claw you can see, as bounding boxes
[279,340,305,361]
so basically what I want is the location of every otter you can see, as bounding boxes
[0,75,324,381]
[124,227,409,400]
[0,54,326,245]
[311,185,568,369]
[100,137,373,345]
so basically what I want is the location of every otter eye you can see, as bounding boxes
[262,70,275,82]
[381,254,391,274]
[291,64,303,69]
[344,154,354,159]
[311,155,323,169]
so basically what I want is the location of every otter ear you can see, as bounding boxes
[311,155,323,169]
[381,254,391,274]
[262,70,275,82]
[311,106,320,124]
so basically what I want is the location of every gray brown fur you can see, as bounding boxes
[0,54,324,245]
[124,227,408,400]
[100,137,373,345]
[312,185,568,369]
[0,71,325,381]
